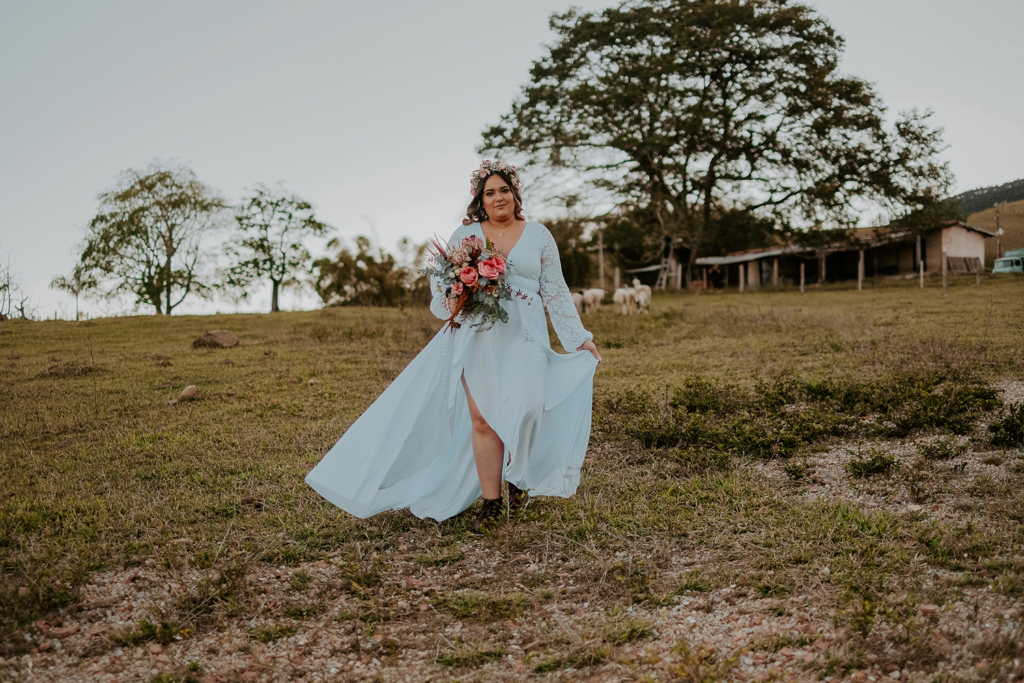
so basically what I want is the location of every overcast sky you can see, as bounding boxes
[2,0,1021,318]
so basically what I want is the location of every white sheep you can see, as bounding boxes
[582,288,605,313]
[571,291,584,314]
[613,286,637,315]
[632,278,652,314]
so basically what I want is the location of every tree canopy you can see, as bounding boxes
[482,0,953,282]
[224,184,330,312]
[79,163,224,314]
[312,236,430,308]
[49,264,97,320]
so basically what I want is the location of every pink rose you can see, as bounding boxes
[490,256,506,274]
[450,281,463,296]
[477,258,500,280]
[458,266,478,286]
[463,235,484,251]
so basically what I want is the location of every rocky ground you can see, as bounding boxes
[4,426,1023,683]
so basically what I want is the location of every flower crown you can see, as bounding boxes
[470,159,523,197]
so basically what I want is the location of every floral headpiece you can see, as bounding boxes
[470,159,523,197]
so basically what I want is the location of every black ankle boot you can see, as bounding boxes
[507,483,530,511]
[473,496,504,534]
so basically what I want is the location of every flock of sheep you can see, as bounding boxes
[571,278,652,315]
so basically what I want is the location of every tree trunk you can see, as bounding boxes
[164,255,173,315]
[271,279,281,313]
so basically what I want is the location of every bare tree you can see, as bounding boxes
[0,252,34,320]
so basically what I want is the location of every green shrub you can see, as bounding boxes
[782,458,815,481]
[846,451,899,477]
[110,618,181,647]
[436,640,506,667]
[990,404,1024,447]
[918,437,969,460]
[248,622,299,643]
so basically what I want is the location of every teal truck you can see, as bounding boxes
[993,248,1024,274]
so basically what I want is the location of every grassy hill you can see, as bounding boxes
[953,178,1024,216]
[2,280,1024,681]
[967,197,1024,264]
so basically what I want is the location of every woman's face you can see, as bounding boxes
[482,174,515,223]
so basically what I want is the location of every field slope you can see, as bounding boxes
[1,277,1023,682]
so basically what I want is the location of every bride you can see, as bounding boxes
[305,161,602,532]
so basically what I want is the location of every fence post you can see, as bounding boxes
[772,258,779,286]
[739,263,745,293]
[858,248,864,291]
[613,267,620,291]
[799,262,805,294]
[919,259,924,289]
[942,251,947,295]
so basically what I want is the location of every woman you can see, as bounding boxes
[305,161,601,532]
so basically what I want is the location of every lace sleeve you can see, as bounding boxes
[429,226,463,321]
[538,225,593,352]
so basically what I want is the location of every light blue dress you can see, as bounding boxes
[305,222,598,521]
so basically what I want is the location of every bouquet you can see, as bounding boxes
[423,234,514,332]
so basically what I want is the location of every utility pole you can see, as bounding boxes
[995,202,1006,258]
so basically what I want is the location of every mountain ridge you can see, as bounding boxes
[952,178,1024,216]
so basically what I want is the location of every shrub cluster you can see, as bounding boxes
[597,372,1003,461]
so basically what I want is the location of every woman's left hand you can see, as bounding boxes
[577,339,602,363]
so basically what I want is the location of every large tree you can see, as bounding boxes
[79,163,224,314]
[224,184,331,312]
[481,0,953,285]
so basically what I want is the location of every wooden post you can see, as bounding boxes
[919,259,924,289]
[703,268,708,289]
[724,265,729,288]
[772,258,778,286]
[800,262,805,294]
[858,248,864,291]
[942,251,947,295]
[915,234,922,272]
[676,263,683,290]
[613,266,620,291]
[598,229,604,290]
[819,250,826,284]
[739,262,745,293]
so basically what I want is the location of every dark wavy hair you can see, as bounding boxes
[462,170,525,226]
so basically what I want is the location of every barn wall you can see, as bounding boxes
[926,227,987,272]
[943,226,986,265]
[747,261,760,289]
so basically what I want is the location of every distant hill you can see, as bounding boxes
[966,197,1024,264]
[952,178,1024,216]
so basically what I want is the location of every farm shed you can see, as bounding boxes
[695,220,994,289]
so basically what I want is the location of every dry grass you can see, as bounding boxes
[1,276,1023,681]
[968,197,1024,262]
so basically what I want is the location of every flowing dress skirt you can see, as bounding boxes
[305,288,598,521]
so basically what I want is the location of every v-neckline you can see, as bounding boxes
[478,221,531,262]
